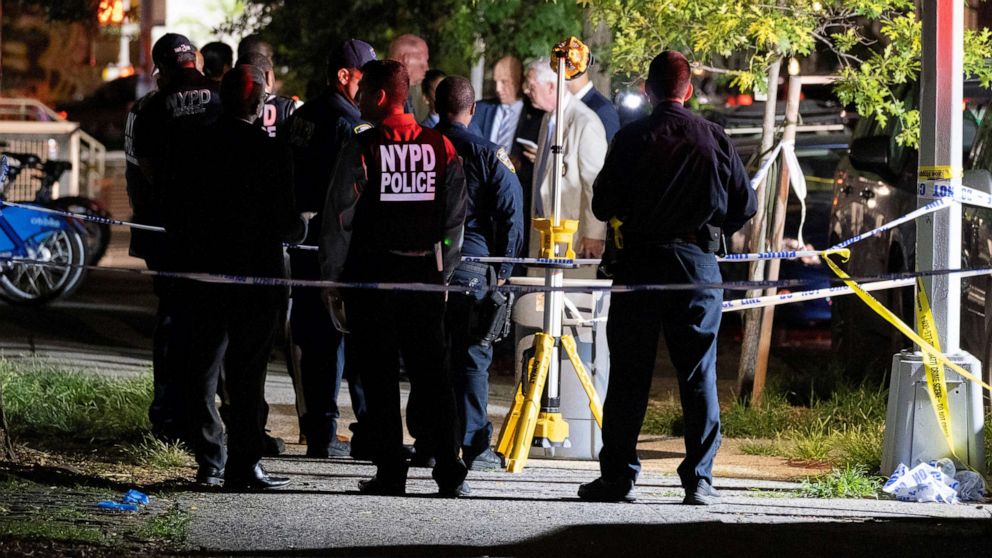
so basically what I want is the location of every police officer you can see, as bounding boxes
[165,65,306,489]
[318,59,469,496]
[284,39,376,458]
[125,33,221,441]
[578,51,756,505]
[235,52,301,138]
[237,34,274,60]
[201,41,233,83]
[434,76,524,471]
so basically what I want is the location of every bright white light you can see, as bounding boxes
[621,93,643,110]
[788,57,801,76]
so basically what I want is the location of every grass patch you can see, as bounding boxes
[643,382,888,472]
[0,359,152,442]
[798,465,884,498]
[786,428,833,462]
[642,395,684,436]
[126,435,193,469]
[832,425,884,472]
[0,515,106,545]
[985,412,992,474]
[738,438,783,457]
[721,393,796,438]
[135,503,191,544]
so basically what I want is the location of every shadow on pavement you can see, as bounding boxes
[192,519,992,558]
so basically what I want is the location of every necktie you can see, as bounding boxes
[533,120,555,217]
[495,105,516,152]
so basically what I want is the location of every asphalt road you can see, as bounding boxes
[0,269,158,370]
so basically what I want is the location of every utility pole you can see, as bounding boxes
[139,0,154,79]
[881,0,984,474]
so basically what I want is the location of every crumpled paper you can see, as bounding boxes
[883,461,960,504]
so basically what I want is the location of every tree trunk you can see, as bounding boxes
[583,14,612,95]
[750,74,803,404]
[471,36,485,101]
[735,57,783,400]
[0,384,15,462]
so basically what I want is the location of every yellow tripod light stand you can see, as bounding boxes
[494,37,604,473]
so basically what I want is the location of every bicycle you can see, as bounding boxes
[0,154,88,304]
[1,151,112,265]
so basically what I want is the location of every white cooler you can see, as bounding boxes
[508,277,611,460]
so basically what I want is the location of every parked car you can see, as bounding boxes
[727,133,850,328]
[55,75,143,151]
[830,80,992,381]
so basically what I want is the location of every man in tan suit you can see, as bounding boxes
[523,58,608,262]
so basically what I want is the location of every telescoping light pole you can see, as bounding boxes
[496,38,605,472]
[881,0,985,474]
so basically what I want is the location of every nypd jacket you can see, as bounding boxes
[435,121,524,281]
[591,101,756,247]
[259,93,302,139]
[164,116,306,281]
[318,113,467,283]
[286,89,365,215]
[125,68,221,262]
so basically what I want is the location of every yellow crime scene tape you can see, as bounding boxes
[918,166,959,180]
[915,277,956,459]
[823,253,992,462]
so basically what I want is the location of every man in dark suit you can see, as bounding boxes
[470,55,542,243]
[165,65,307,489]
[567,71,620,142]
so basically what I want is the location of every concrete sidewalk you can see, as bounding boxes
[180,455,992,557]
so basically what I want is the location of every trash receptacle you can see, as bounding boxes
[508,277,610,460]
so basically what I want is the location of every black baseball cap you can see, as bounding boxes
[152,33,196,71]
[328,39,377,72]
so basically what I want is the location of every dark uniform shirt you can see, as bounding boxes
[319,113,467,282]
[592,101,755,247]
[126,68,221,263]
[286,89,364,216]
[285,88,366,279]
[123,89,157,230]
[164,116,306,280]
[259,93,301,139]
[435,122,523,280]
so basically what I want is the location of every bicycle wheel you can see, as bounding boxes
[0,227,87,304]
[48,197,112,265]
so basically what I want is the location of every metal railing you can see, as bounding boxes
[0,98,107,201]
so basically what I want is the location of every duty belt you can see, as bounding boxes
[628,233,699,247]
[457,260,490,275]
[389,249,432,257]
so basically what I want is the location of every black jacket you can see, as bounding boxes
[165,116,306,280]
[259,93,301,139]
[286,89,365,214]
[319,113,466,283]
[126,68,221,263]
[284,89,366,279]
[435,121,524,280]
[592,101,756,247]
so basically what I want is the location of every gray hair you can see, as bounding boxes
[527,58,557,86]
